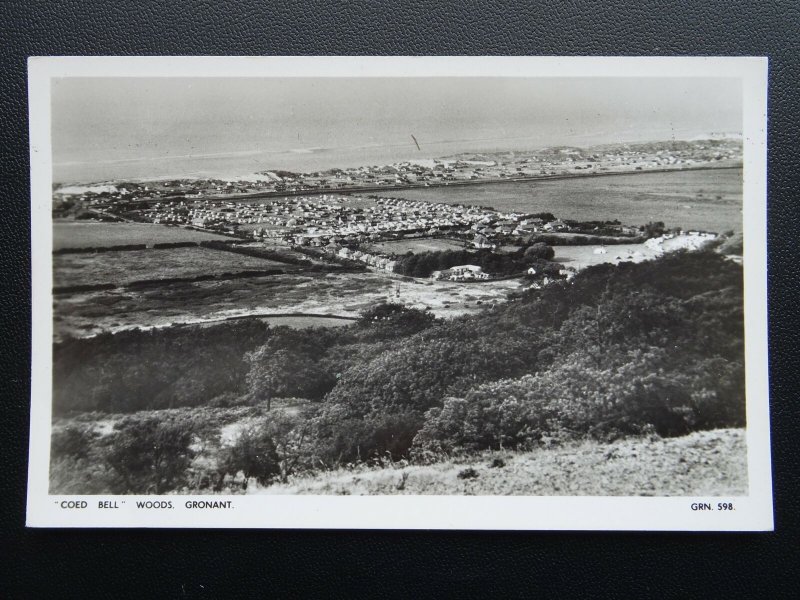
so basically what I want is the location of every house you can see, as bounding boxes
[472,234,493,249]
[450,264,483,276]
[543,219,567,232]
[448,265,490,281]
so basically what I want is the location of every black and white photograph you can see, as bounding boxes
[26,57,772,529]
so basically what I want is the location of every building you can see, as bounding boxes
[448,265,489,281]
[472,233,493,249]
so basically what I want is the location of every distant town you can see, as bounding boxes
[53,138,741,260]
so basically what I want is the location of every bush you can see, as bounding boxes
[325,326,536,416]
[217,423,281,486]
[53,319,271,414]
[50,456,116,495]
[308,405,424,466]
[357,303,436,340]
[717,232,743,255]
[246,346,336,405]
[51,425,96,460]
[413,346,746,455]
[103,415,196,494]
[524,242,555,261]
[457,467,479,479]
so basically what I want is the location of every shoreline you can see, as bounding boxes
[84,164,742,207]
[188,164,744,202]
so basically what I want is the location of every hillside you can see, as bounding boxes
[256,428,747,496]
[50,250,747,495]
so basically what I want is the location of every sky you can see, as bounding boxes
[51,77,742,183]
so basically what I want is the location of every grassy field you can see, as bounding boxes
[255,315,356,328]
[257,428,747,496]
[553,243,658,270]
[365,237,466,254]
[394,168,743,233]
[552,233,714,271]
[53,246,290,287]
[53,221,232,249]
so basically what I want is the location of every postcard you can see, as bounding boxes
[27,56,772,529]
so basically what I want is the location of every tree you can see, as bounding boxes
[246,346,334,408]
[358,303,436,339]
[412,259,431,278]
[524,242,555,261]
[643,221,666,238]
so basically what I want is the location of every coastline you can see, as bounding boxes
[195,164,744,203]
[85,163,742,207]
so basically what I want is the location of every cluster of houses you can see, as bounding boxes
[127,191,655,263]
[137,193,552,249]
[469,216,566,241]
[331,247,397,272]
[431,265,491,281]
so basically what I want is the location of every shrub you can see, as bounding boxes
[413,346,746,455]
[246,346,335,406]
[217,423,281,486]
[357,303,436,340]
[308,405,424,466]
[325,329,535,415]
[717,232,743,255]
[103,414,196,494]
[51,425,96,460]
[50,456,116,495]
[524,242,555,261]
[413,392,549,455]
[457,467,479,479]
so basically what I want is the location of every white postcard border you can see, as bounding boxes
[27,56,772,530]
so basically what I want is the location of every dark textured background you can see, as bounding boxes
[1,1,798,596]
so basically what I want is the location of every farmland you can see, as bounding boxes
[53,246,291,288]
[53,270,522,340]
[551,233,716,271]
[393,168,743,233]
[53,221,232,250]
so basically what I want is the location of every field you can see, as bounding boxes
[255,315,356,328]
[53,221,233,249]
[388,168,743,233]
[365,237,466,254]
[53,271,523,340]
[552,233,715,271]
[53,246,290,288]
[257,428,747,496]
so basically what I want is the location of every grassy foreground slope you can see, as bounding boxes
[257,428,746,496]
